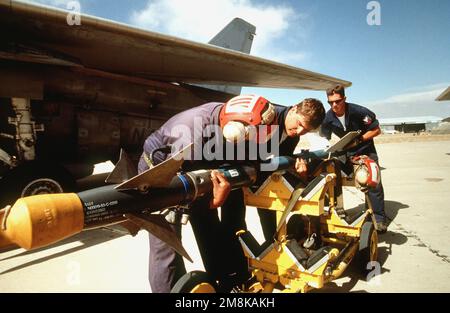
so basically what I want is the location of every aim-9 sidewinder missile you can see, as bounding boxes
[0,132,361,259]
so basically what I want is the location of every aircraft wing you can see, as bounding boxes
[436,86,450,101]
[0,0,351,90]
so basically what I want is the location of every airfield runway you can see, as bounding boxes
[1,137,450,293]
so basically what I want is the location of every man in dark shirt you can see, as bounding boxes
[320,85,387,233]
[139,96,325,292]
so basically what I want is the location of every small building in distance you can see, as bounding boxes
[379,116,443,133]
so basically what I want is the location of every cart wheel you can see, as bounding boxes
[357,221,378,274]
[171,271,218,293]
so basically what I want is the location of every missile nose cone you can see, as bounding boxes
[0,193,84,250]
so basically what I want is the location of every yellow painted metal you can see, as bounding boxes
[247,281,264,293]
[244,174,295,211]
[1,194,84,250]
[244,174,334,217]
[370,228,378,262]
[262,282,275,293]
[239,159,374,293]
[321,209,367,237]
[328,244,359,281]
[191,283,216,293]
[246,239,343,293]
[321,236,348,246]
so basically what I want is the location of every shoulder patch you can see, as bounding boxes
[363,115,372,125]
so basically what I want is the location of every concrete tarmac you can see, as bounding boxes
[1,139,450,292]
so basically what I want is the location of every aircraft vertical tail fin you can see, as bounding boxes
[208,17,256,54]
[202,18,256,95]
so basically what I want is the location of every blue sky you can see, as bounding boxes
[30,0,450,118]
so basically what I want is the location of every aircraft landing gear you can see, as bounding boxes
[0,161,75,207]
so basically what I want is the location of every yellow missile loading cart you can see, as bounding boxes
[172,131,379,293]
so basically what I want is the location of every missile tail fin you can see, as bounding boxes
[125,213,193,263]
[116,220,141,237]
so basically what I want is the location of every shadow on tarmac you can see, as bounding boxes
[0,226,129,275]
[385,200,409,226]
[347,199,408,225]
[312,275,365,293]
[314,199,410,293]
[377,199,409,264]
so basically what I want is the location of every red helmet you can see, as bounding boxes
[352,155,381,188]
[219,95,276,143]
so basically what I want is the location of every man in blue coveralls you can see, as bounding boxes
[139,95,325,292]
[320,85,387,233]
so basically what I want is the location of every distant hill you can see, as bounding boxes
[443,117,450,122]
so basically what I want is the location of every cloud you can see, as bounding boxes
[367,83,450,118]
[130,0,308,64]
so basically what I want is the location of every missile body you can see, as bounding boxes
[0,164,260,250]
